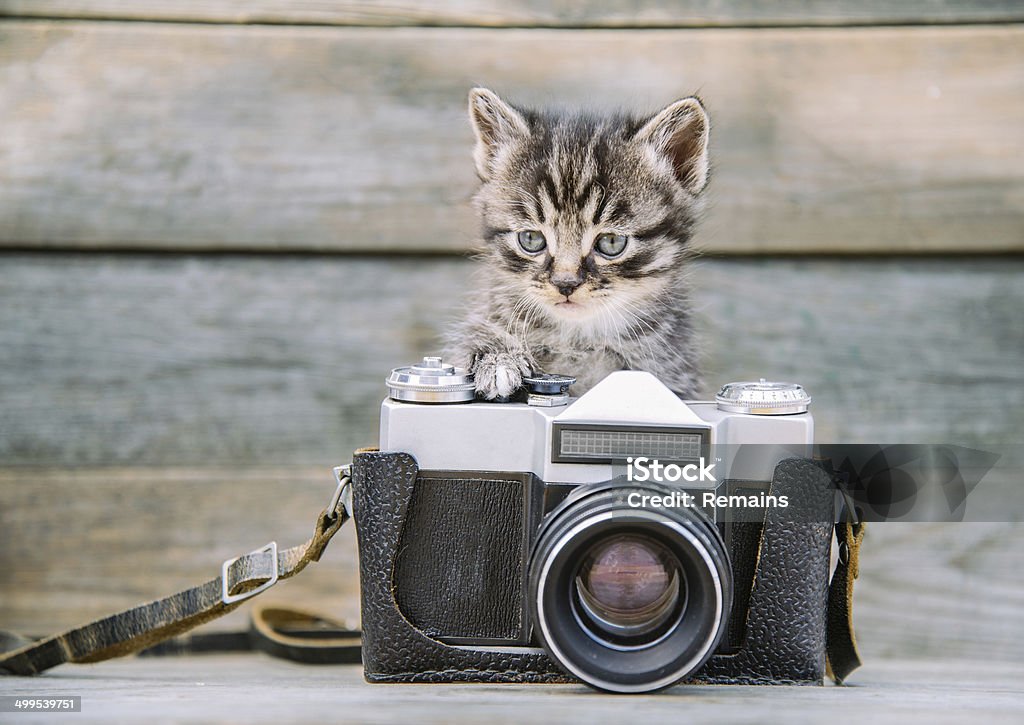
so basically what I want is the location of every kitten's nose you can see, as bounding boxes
[552,274,583,298]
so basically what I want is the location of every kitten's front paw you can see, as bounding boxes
[472,351,531,400]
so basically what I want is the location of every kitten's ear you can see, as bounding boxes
[468,88,530,180]
[633,97,710,195]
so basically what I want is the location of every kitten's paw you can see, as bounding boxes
[472,351,531,400]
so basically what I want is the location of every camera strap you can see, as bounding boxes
[134,604,362,664]
[826,519,866,684]
[0,465,866,685]
[0,467,355,676]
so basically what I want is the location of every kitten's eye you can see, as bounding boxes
[517,230,547,254]
[595,233,628,258]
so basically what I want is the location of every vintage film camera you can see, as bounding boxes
[349,357,836,693]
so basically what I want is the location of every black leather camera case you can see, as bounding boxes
[352,450,834,685]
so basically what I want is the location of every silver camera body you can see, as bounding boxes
[356,357,832,693]
[380,358,813,490]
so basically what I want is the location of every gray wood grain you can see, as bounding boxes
[2,1,1023,27]
[1,254,1021,466]
[1,254,1022,662]
[0,467,360,640]
[1,656,1022,723]
[2,22,1022,254]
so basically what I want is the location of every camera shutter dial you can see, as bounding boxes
[386,357,476,404]
[523,373,576,395]
[715,379,811,415]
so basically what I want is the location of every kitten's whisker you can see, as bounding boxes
[599,299,618,339]
[505,295,530,337]
[505,299,528,337]
[598,299,618,346]
[515,294,543,345]
[618,299,659,337]
[610,304,649,366]
[613,301,657,365]
[519,296,541,347]
[620,297,662,335]
[599,299,615,339]
[609,303,645,362]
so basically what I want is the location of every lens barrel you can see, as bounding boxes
[528,483,732,693]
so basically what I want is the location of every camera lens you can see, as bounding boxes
[528,484,732,693]
[575,535,682,642]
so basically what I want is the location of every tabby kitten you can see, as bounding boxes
[446,88,710,399]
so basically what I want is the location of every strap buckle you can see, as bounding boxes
[329,464,353,521]
[221,541,279,605]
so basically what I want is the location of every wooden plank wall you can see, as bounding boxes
[1,254,1022,663]
[2,255,1022,468]
[3,1,1024,27]
[1,3,1022,664]
[0,4,1022,253]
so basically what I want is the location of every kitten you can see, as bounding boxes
[446,88,710,400]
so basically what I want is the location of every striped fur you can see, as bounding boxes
[446,88,710,399]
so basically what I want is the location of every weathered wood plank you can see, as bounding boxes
[2,254,1022,466]
[2,1,1023,28]
[0,466,364,638]
[0,467,361,638]
[1,22,1022,254]
[1,255,1022,662]
[2,656,1023,723]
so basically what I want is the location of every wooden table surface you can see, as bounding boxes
[1,654,1022,724]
